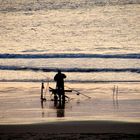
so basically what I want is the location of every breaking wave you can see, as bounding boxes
[1,79,140,83]
[0,53,140,59]
[0,65,140,73]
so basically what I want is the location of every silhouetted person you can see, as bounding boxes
[54,70,66,101]
[54,70,66,90]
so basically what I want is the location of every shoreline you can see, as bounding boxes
[0,120,140,134]
[0,120,140,140]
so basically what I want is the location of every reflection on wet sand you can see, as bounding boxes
[55,101,65,118]
[0,82,140,124]
[41,100,45,118]
[41,97,66,118]
[41,85,121,119]
[113,85,119,109]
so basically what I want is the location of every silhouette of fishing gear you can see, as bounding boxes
[39,72,91,101]
[40,73,51,101]
[65,85,91,99]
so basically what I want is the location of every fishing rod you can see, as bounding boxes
[65,85,91,99]
[49,87,72,101]
[40,72,91,100]
[40,73,72,101]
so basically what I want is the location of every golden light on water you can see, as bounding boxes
[0,82,140,124]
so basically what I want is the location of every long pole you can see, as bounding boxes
[65,86,91,99]
[41,82,44,100]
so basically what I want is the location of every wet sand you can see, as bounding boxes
[0,82,140,124]
[0,82,140,139]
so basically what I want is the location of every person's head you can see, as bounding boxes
[58,69,61,74]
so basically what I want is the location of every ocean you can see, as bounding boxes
[0,0,140,82]
[0,0,140,124]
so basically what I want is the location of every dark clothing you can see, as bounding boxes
[54,71,66,102]
[54,72,66,90]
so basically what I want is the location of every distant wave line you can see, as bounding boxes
[0,0,139,12]
[0,53,140,59]
[0,65,140,73]
[0,79,140,83]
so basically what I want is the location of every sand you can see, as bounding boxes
[0,82,140,139]
[0,121,140,139]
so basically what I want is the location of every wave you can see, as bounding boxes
[0,0,139,12]
[0,79,140,83]
[0,53,140,59]
[0,65,140,73]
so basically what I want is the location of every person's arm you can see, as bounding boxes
[54,75,57,81]
[63,74,66,79]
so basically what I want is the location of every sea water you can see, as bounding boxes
[0,0,140,124]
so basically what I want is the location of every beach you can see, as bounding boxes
[0,82,140,139]
[0,0,140,139]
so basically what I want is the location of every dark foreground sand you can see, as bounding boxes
[0,121,140,139]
